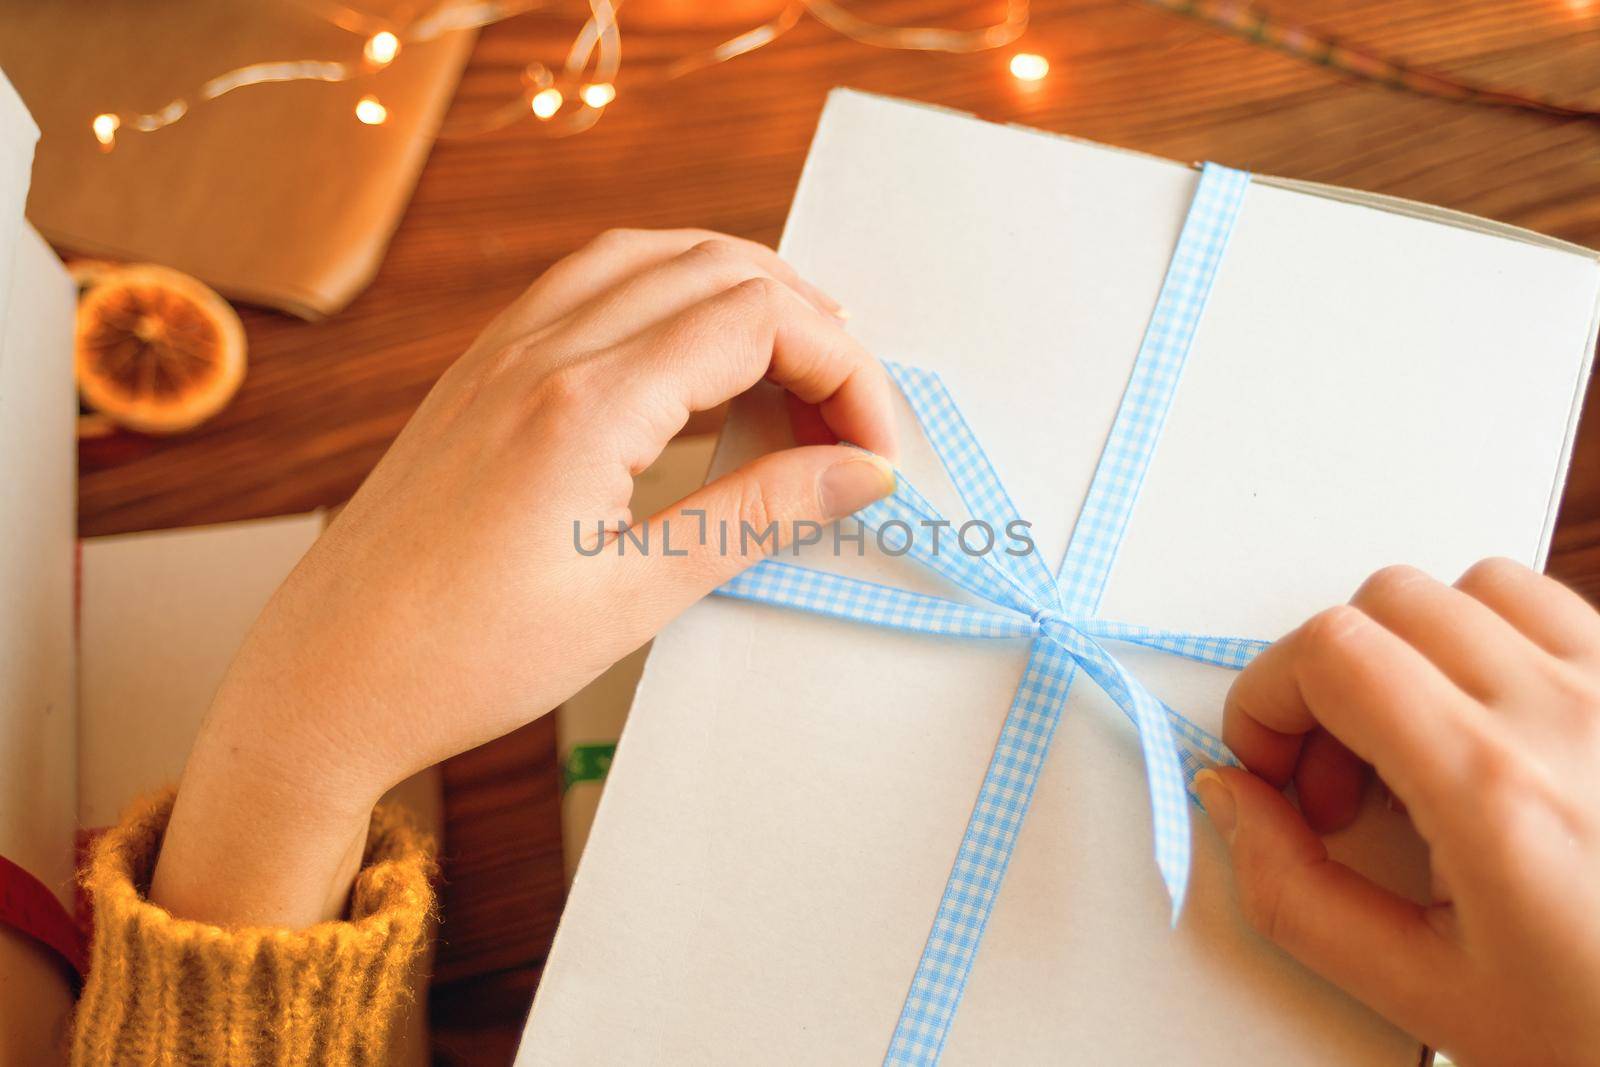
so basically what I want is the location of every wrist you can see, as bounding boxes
[150,694,382,928]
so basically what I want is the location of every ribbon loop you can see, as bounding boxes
[884,361,1064,612]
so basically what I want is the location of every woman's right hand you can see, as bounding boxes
[1194,559,1600,1064]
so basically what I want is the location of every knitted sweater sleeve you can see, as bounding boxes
[71,789,435,1067]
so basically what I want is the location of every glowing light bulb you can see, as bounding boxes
[531,87,563,119]
[580,82,616,108]
[355,95,388,125]
[91,113,120,148]
[364,30,400,65]
[1009,52,1049,82]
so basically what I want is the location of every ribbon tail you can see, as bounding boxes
[1040,621,1194,923]
[882,361,1063,610]
[1162,699,1238,770]
[855,489,1033,613]
[875,472,1043,614]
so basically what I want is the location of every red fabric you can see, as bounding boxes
[0,850,87,976]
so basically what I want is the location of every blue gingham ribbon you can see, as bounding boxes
[716,163,1261,1063]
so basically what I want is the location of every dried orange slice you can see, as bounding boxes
[73,264,246,434]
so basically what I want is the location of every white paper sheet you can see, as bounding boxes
[77,513,324,828]
[522,91,1600,1064]
[0,67,38,351]
[0,227,76,908]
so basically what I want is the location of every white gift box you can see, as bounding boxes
[520,91,1600,1064]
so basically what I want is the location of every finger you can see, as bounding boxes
[562,238,843,349]
[617,276,898,461]
[1223,605,1484,824]
[1350,565,1546,702]
[785,391,838,448]
[602,445,896,626]
[1193,768,1459,1042]
[1293,728,1368,834]
[1455,557,1600,666]
[514,229,843,338]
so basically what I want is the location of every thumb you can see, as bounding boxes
[1193,767,1457,1041]
[610,443,895,615]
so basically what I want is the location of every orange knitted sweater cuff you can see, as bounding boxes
[71,789,436,1067]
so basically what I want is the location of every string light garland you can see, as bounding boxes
[89,0,1028,149]
[89,0,1592,153]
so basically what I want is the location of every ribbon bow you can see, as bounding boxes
[719,362,1266,913]
[716,163,1262,1064]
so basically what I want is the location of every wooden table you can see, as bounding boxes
[74,2,1600,1062]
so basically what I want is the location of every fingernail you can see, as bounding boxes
[1193,769,1237,844]
[819,454,896,519]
